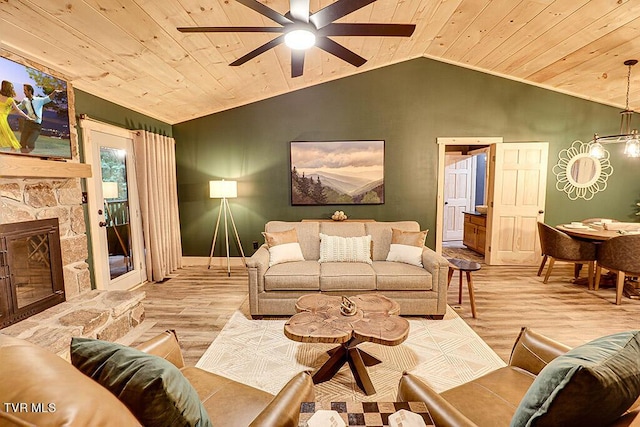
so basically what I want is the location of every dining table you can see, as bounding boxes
[556,222,640,299]
[556,224,620,241]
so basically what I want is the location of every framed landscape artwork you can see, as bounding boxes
[290,140,385,205]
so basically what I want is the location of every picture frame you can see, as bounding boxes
[1,55,72,159]
[290,140,385,206]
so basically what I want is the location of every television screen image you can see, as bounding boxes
[0,55,71,159]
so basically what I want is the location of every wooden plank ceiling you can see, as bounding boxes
[2,0,640,125]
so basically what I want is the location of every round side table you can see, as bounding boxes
[447,258,481,318]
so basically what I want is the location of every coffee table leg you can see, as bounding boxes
[357,349,381,367]
[348,347,376,395]
[312,344,348,384]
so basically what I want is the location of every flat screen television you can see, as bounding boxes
[0,55,71,159]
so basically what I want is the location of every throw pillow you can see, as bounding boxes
[319,233,372,264]
[71,337,212,427]
[386,228,428,267]
[510,330,640,427]
[262,228,305,267]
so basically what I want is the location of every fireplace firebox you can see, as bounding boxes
[0,218,65,329]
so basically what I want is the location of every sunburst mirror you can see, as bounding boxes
[553,140,613,200]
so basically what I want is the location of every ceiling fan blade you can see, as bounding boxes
[291,50,305,77]
[310,0,376,29]
[178,27,284,33]
[236,0,293,26]
[318,23,416,37]
[316,37,367,67]
[289,0,310,23]
[230,35,285,66]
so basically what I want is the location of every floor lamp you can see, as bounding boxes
[208,180,246,276]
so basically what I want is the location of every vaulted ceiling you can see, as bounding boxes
[2,0,640,125]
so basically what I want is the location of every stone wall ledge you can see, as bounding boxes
[0,290,145,360]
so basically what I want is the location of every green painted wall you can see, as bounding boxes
[73,89,172,137]
[173,57,640,256]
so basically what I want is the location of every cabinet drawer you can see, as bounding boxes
[467,214,486,226]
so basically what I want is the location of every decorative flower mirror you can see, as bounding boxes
[553,140,613,200]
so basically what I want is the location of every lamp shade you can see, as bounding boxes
[210,180,237,199]
[102,181,119,199]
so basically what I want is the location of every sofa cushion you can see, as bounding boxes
[320,262,376,291]
[319,221,366,237]
[262,228,305,267]
[510,330,640,427]
[372,261,432,290]
[265,221,320,260]
[365,221,421,261]
[386,229,428,267]
[319,233,372,264]
[71,337,212,427]
[264,260,320,291]
[0,334,141,427]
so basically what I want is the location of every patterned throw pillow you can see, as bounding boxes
[386,228,428,267]
[262,228,305,267]
[319,233,372,264]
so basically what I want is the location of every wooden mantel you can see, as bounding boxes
[0,155,91,179]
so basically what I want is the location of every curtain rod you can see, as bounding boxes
[77,114,142,135]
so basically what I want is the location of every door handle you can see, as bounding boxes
[538,210,544,214]
[444,201,449,205]
[99,221,107,227]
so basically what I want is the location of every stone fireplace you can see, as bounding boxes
[0,178,91,299]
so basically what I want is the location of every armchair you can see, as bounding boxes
[398,328,640,427]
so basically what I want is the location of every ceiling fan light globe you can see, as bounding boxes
[285,29,316,50]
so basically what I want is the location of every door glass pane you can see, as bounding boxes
[100,147,133,279]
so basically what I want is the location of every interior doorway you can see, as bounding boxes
[436,137,502,262]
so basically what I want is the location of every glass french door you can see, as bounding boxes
[80,119,146,290]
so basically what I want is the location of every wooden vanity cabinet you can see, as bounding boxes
[463,213,487,255]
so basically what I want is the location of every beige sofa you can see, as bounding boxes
[246,220,449,318]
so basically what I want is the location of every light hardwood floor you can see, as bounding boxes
[133,257,640,366]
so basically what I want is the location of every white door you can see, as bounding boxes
[443,154,472,241]
[487,142,548,265]
[81,119,146,290]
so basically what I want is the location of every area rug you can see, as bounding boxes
[196,306,505,402]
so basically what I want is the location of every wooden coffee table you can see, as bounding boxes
[284,294,409,395]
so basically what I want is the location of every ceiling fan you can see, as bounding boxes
[177,0,416,77]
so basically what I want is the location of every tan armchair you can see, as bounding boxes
[397,328,640,427]
[0,330,314,427]
[537,222,597,288]
[595,234,640,305]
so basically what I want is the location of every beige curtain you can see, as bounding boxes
[133,130,182,281]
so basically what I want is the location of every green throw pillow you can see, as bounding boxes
[71,337,212,427]
[510,330,640,427]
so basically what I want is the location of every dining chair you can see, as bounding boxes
[537,222,597,288]
[594,234,640,304]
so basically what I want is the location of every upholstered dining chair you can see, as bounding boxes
[594,234,640,305]
[537,222,597,289]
